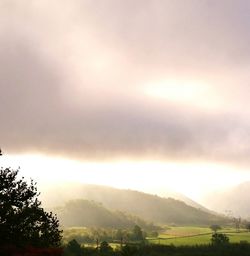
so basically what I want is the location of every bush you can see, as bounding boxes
[63,239,82,256]
[211,233,229,245]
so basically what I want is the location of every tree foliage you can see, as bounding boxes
[209,224,221,233]
[99,241,113,255]
[131,225,144,241]
[246,222,250,232]
[0,167,62,248]
[211,233,229,245]
[63,239,82,256]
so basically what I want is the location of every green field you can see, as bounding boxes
[63,226,250,248]
[148,226,250,246]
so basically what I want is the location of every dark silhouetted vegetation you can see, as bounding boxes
[99,241,113,255]
[0,167,62,254]
[211,233,229,245]
[246,222,250,232]
[62,241,250,256]
[63,239,82,256]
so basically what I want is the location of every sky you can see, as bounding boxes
[1,0,250,203]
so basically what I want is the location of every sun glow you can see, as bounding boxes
[2,154,250,203]
[144,79,221,110]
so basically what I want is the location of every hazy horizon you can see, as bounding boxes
[1,1,250,207]
[2,153,250,206]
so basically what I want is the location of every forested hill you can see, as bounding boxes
[42,184,228,225]
[54,199,157,229]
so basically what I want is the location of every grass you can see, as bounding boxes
[148,226,250,246]
[62,226,250,247]
[159,226,211,237]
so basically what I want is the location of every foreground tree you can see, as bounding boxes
[0,167,62,248]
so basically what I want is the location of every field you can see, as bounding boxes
[62,226,250,256]
[148,226,250,246]
[63,226,250,248]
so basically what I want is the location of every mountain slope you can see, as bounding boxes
[41,183,228,225]
[41,183,208,210]
[55,199,156,229]
[202,181,250,218]
[159,189,210,213]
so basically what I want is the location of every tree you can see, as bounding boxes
[64,239,82,256]
[115,229,125,247]
[0,167,62,248]
[99,241,113,255]
[211,233,229,245]
[246,222,250,232]
[148,231,158,238]
[132,225,144,241]
[233,217,241,232]
[210,224,221,233]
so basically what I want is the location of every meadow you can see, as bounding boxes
[61,226,250,256]
[62,225,250,247]
[148,226,250,246]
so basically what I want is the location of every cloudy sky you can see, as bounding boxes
[1,0,250,202]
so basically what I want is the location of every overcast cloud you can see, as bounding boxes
[1,0,250,166]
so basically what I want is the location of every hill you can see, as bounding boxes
[41,183,228,225]
[41,183,207,210]
[54,199,157,229]
[159,189,210,213]
[202,181,250,219]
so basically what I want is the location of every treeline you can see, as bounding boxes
[63,225,155,245]
[55,199,159,230]
[63,242,250,256]
[3,240,250,256]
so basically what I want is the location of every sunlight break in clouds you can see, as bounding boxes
[144,79,222,111]
[2,154,250,203]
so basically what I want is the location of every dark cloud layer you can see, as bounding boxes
[1,0,250,166]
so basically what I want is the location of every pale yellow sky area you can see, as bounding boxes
[2,154,250,203]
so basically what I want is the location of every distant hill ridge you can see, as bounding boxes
[42,183,228,226]
[202,181,250,218]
